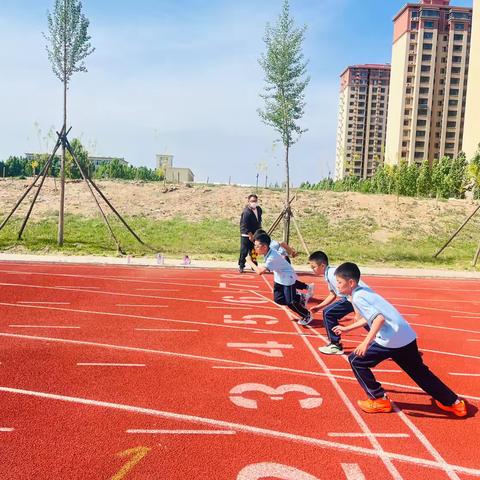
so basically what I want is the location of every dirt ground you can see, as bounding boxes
[0,178,478,241]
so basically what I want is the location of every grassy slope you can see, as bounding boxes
[0,209,479,270]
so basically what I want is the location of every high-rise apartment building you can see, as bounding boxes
[335,64,391,180]
[463,0,479,160]
[385,0,472,166]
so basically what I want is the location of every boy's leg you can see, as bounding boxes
[238,237,253,272]
[295,279,308,290]
[283,284,311,324]
[392,340,458,406]
[321,298,354,349]
[348,343,393,399]
[273,282,287,305]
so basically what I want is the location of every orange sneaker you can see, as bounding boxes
[357,397,392,413]
[434,399,467,417]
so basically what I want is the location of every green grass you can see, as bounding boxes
[0,212,479,270]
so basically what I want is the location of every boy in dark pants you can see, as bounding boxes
[308,251,370,355]
[246,233,312,326]
[253,229,314,302]
[332,262,467,417]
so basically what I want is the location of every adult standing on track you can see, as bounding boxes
[239,194,262,273]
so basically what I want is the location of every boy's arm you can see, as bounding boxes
[332,316,368,335]
[353,315,385,357]
[245,256,267,275]
[310,291,337,313]
[278,241,296,258]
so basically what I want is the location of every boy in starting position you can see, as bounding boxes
[246,232,312,326]
[332,262,467,416]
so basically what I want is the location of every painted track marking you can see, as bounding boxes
[4,329,479,402]
[258,277,462,480]
[134,328,199,332]
[256,279,403,480]
[329,433,409,438]
[0,282,274,310]
[126,429,236,435]
[17,301,70,305]
[116,304,168,308]
[8,325,80,329]
[76,363,146,367]
[341,463,366,480]
[1,386,479,476]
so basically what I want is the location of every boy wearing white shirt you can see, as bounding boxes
[308,251,370,355]
[332,262,467,417]
[246,233,312,326]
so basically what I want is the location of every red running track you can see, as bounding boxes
[0,261,478,479]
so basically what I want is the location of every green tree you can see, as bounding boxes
[258,0,309,241]
[5,156,27,177]
[468,145,480,199]
[416,160,432,197]
[65,138,91,179]
[44,0,94,245]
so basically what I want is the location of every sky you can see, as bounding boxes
[0,0,473,186]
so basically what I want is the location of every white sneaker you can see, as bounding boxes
[298,314,313,326]
[319,343,344,355]
[305,283,315,302]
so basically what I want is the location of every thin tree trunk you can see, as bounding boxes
[283,143,290,243]
[58,0,67,246]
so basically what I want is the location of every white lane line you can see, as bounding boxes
[410,322,480,335]
[257,279,402,480]
[329,369,402,373]
[135,328,199,333]
[136,289,180,292]
[0,282,274,310]
[8,325,80,329]
[2,331,479,402]
[341,463,366,480]
[393,302,480,317]
[16,301,70,305]
[207,306,252,310]
[389,297,480,305]
[306,328,468,477]
[330,433,410,438]
[116,304,168,308]
[401,313,418,316]
[77,363,146,367]
[467,339,480,342]
[371,285,480,293]
[452,316,480,319]
[214,366,277,372]
[1,386,479,477]
[126,429,236,435]
[341,338,480,361]
[0,428,14,432]
[0,301,286,336]
[0,268,250,291]
[259,279,462,480]
[63,286,100,289]
[449,372,480,377]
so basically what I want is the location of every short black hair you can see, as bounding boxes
[335,262,361,282]
[253,229,266,240]
[248,194,258,201]
[308,251,329,266]
[254,232,271,246]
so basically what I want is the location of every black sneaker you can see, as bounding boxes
[239,267,245,273]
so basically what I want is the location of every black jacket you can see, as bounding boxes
[240,206,262,235]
